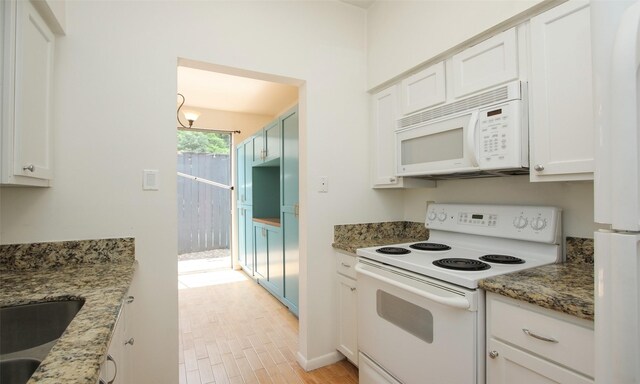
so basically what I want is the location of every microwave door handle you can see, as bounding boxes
[466,111,480,167]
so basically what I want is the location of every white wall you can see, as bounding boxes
[367,0,546,89]
[404,176,596,238]
[0,1,405,382]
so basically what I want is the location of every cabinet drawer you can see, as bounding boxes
[336,252,357,279]
[489,297,594,378]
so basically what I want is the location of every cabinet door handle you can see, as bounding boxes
[350,287,356,292]
[522,328,558,343]
[106,354,118,384]
[294,203,299,218]
[389,177,396,183]
[22,164,35,172]
[341,262,351,268]
[488,350,499,359]
[126,296,135,304]
[534,164,545,172]
[125,337,135,346]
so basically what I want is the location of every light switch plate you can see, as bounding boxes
[143,170,159,190]
[319,176,328,193]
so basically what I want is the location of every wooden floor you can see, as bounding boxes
[178,268,359,384]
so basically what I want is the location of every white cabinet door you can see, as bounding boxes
[487,339,593,384]
[370,86,434,189]
[1,0,54,186]
[529,0,594,182]
[451,28,519,98]
[337,273,358,366]
[99,291,134,384]
[400,61,446,115]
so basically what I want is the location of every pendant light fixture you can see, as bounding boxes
[177,93,200,128]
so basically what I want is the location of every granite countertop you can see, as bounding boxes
[480,238,594,321]
[0,238,136,384]
[332,221,429,254]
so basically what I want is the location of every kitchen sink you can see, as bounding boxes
[0,299,85,354]
[0,358,42,384]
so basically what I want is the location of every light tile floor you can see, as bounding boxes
[178,263,358,384]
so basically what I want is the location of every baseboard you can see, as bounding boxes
[296,350,344,371]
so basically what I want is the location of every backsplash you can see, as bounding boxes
[334,221,428,244]
[565,236,594,264]
[0,238,135,271]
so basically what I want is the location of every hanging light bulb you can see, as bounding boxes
[183,111,200,128]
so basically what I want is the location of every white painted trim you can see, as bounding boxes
[296,350,344,371]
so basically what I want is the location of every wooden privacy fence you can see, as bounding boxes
[177,153,231,255]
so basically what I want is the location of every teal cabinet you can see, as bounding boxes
[236,139,253,205]
[281,106,299,313]
[252,120,280,166]
[236,105,298,315]
[253,221,283,297]
[236,139,253,274]
[237,206,254,275]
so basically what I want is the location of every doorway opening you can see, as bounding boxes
[177,129,233,289]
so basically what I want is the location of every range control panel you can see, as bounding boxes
[426,203,561,244]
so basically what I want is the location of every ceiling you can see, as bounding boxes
[177,67,298,116]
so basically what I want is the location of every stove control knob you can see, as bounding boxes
[437,212,447,222]
[530,217,547,231]
[427,211,437,221]
[513,216,528,229]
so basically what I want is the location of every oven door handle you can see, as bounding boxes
[355,264,471,310]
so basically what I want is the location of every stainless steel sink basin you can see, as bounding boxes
[0,358,41,384]
[0,299,85,354]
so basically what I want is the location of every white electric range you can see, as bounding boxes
[355,203,562,384]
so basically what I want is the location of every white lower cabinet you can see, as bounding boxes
[486,293,594,384]
[98,292,135,384]
[336,251,358,366]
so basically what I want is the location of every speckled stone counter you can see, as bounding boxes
[0,238,136,384]
[332,221,428,254]
[479,237,594,321]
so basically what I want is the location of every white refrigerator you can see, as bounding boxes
[591,1,640,382]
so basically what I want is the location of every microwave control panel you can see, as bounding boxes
[477,101,521,167]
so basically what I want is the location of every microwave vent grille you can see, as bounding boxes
[398,85,510,129]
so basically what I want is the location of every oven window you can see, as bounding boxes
[376,290,434,343]
[401,127,464,165]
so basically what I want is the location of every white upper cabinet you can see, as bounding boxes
[529,0,593,182]
[370,85,434,189]
[451,28,519,99]
[2,0,56,186]
[400,61,446,116]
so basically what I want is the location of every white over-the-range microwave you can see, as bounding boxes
[396,81,529,179]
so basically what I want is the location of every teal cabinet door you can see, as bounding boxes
[236,144,245,204]
[264,120,281,164]
[237,206,254,274]
[254,224,268,279]
[244,141,253,205]
[281,106,299,311]
[251,132,264,166]
[266,227,283,297]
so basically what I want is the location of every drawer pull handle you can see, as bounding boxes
[341,262,352,268]
[350,287,356,292]
[522,328,558,343]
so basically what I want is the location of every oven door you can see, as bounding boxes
[356,260,481,384]
[396,110,479,176]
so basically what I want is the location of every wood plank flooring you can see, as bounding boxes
[179,268,358,384]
